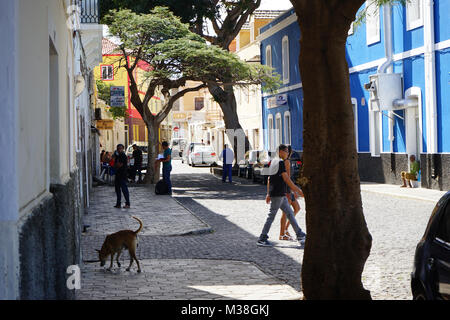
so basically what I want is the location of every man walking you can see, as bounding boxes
[220,144,234,183]
[257,144,306,247]
[130,144,143,183]
[113,144,130,209]
[156,141,172,195]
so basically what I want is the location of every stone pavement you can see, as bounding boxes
[171,162,447,300]
[82,185,211,236]
[78,259,301,300]
[359,182,447,300]
[77,180,302,300]
[77,161,448,300]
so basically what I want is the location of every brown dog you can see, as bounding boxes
[96,216,143,273]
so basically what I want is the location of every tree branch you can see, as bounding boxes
[156,83,207,124]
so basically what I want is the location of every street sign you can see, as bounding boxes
[267,94,288,109]
[173,112,186,120]
[110,86,125,107]
[276,94,288,106]
[96,120,114,130]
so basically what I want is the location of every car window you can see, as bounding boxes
[436,202,450,243]
[194,146,214,152]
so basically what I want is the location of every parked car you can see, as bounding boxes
[125,143,148,168]
[182,142,205,165]
[171,138,187,159]
[251,149,302,185]
[237,152,250,178]
[289,150,303,183]
[411,191,450,300]
[188,145,217,167]
[251,150,275,184]
[238,150,265,179]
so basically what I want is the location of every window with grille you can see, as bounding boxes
[101,65,113,80]
[195,97,205,111]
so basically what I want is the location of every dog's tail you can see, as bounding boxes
[132,216,143,234]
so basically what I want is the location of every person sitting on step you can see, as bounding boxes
[401,154,420,188]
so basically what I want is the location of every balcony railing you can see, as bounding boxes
[78,0,99,24]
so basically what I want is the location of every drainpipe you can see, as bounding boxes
[377,4,395,151]
[423,0,438,155]
[377,4,393,75]
[393,97,418,109]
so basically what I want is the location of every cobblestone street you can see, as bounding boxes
[77,160,445,300]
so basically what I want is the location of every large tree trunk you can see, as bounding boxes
[208,83,251,162]
[143,118,160,184]
[290,0,372,299]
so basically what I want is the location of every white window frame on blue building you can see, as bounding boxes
[366,0,380,45]
[275,113,282,146]
[406,0,424,31]
[265,45,272,68]
[282,36,290,84]
[268,114,274,151]
[284,111,291,146]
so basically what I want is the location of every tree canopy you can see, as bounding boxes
[103,6,279,182]
[104,6,278,112]
[100,0,261,45]
[100,0,218,35]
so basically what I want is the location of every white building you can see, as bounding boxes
[0,0,102,299]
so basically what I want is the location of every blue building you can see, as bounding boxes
[258,8,303,152]
[258,1,450,190]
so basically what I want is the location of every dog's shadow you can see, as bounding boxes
[99,267,143,275]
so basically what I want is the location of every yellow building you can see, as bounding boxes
[93,38,166,148]
[229,10,285,52]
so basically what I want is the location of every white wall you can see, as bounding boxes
[17,0,75,216]
[235,42,263,150]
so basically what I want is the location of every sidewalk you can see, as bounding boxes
[360,182,448,203]
[76,184,302,300]
[82,185,212,237]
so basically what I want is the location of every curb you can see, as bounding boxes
[171,196,214,236]
[360,184,447,203]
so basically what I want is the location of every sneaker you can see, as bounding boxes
[298,235,306,246]
[257,239,273,247]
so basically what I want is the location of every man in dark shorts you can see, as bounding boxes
[113,144,130,208]
[257,144,306,247]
